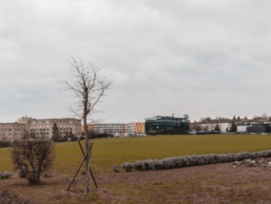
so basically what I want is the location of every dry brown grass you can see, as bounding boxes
[2,135,271,204]
[1,163,271,204]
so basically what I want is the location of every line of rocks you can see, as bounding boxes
[115,150,271,172]
[232,157,271,168]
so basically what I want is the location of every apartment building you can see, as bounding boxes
[0,116,82,141]
[17,116,81,139]
[0,123,26,142]
[126,122,145,135]
[92,123,126,136]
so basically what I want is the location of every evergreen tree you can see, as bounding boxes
[230,121,237,132]
[214,124,220,132]
[51,123,60,142]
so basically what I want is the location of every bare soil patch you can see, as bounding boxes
[1,159,271,204]
[0,190,32,204]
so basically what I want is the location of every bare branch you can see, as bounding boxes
[63,57,112,194]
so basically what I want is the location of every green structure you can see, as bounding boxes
[145,115,189,135]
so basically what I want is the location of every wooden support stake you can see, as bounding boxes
[67,143,93,191]
[78,140,98,188]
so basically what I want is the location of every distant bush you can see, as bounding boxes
[79,136,85,140]
[56,138,68,143]
[0,141,10,148]
[11,140,55,184]
[69,137,78,141]
[89,133,114,139]
[117,150,271,172]
[0,171,11,179]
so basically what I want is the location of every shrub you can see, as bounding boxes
[0,141,10,148]
[56,138,68,143]
[70,137,78,141]
[11,140,55,184]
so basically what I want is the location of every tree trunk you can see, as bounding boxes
[83,116,89,195]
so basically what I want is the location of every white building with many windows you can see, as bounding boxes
[92,123,126,136]
[0,116,81,142]
[17,116,81,139]
[0,123,26,142]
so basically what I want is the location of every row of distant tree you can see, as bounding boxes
[190,122,237,132]
[189,114,271,132]
[195,113,271,123]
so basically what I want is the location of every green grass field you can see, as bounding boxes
[1,134,271,173]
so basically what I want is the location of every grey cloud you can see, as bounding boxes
[1,0,271,122]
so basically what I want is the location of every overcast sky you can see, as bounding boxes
[1,0,271,123]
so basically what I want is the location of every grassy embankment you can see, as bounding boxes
[1,134,271,173]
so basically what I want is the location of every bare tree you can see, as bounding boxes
[21,130,30,140]
[214,123,220,132]
[64,58,112,194]
[262,113,269,121]
[183,114,189,121]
